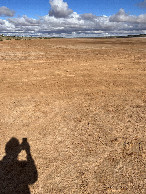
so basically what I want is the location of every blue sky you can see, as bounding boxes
[0,0,145,18]
[68,0,146,15]
[0,0,146,37]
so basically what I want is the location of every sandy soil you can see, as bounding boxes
[0,38,146,193]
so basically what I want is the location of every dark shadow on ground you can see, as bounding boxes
[0,137,38,194]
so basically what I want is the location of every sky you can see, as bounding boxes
[0,0,146,37]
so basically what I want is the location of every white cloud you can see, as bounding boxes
[0,19,15,31]
[80,13,97,21]
[0,1,146,37]
[109,8,146,23]
[0,6,15,17]
[8,15,40,26]
[49,0,73,18]
[109,9,136,22]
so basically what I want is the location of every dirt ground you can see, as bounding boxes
[0,38,145,193]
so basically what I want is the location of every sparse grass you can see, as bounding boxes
[43,37,51,39]
[15,37,22,40]
[6,37,12,40]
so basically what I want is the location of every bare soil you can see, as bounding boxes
[0,38,146,193]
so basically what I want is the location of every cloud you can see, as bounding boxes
[8,15,40,26]
[49,0,73,18]
[0,6,15,17]
[109,9,136,22]
[80,13,97,21]
[2,10,146,37]
[138,0,146,9]
[0,19,15,31]
[109,8,146,23]
[0,0,146,37]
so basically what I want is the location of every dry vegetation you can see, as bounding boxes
[0,38,146,193]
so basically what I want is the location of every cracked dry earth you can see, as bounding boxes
[0,38,146,193]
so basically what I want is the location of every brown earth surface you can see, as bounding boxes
[0,38,146,193]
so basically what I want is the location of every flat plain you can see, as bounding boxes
[0,38,146,193]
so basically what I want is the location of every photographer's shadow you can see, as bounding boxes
[0,137,38,194]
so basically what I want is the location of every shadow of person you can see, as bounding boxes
[0,137,38,194]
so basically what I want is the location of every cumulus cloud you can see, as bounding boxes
[0,6,15,17]
[2,10,145,37]
[109,9,136,22]
[109,9,146,23]
[80,13,97,21]
[0,18,15,32]
[138,0,146,9]
[49,0,73,18]
[0,0,146,37]
[8,15,40,26]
